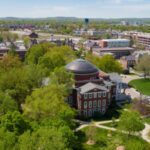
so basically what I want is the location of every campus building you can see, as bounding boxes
[65,59,116,117]
[100,39,130,48]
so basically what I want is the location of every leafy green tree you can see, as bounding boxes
[25,42,55,65]
[18,127,69,150]
[8,44,17,56]
[38,51,66,75]
[118,111,145,136]
[0,128,17,150]
[86,54,123,74]
[0,68,30,108]
[136,54,150,79]
[97,55,123,74]
[50,67,75,92]
[24,36,31,48]
[1,111,31,135]
[0,55,22,72]
[23,84,74,121]
[0,91,17,115]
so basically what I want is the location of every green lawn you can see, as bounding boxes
[142,117,150,124]
[76,126,150,150]
[129,78,150,96]
[101,122,119,128]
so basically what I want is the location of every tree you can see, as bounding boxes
[38,51,66,75]
[23,84,74,121]
[0,55,22,72]
[18,127,69,150]
[8,44,17,56]
[24,36,31,48]
[86,54,123,74]
[1,111,31,135]
[50,67,75,92]
[25,42,56,65]
[118,111,145,136]
[0,128,17,150]
[0,91,17,115]
[85,124,97,144]
[97,55,123,74]
[136,54,150,79]
[0,68,30,108]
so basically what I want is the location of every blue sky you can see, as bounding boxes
[0,0,150,18]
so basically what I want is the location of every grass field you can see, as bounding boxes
[77,126,149,150]
[129,78,150,96]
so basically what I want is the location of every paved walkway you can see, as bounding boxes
[121,75,143,99]
[141,123,150,143]
[75,118,150,143]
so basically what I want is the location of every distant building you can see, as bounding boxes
[0,41,27,61]
[92,47,135,59]
[121,21,130,26]
[120,55,136,70]
[100,39,130,48]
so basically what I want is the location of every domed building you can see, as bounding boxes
[66,59,116,117]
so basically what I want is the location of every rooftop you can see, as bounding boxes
[79,82,108,94]
[66,59,99,75]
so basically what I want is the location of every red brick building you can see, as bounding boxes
[66,59,116,117]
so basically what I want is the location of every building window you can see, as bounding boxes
[98,92,101,98]
[84,110,87,116]
[94,92,97,98]
[93,109,97,115]
[98,100,101,108]
[88,110,92,117]
[102,99,106,107]
[93,100,97,108]
[89,101,92,108]
[84,93,87,99]
[102,108,106,115]
[84,101,87,109]
[103,92,106,97]
[89,93,93,99]
[98,109,101,113]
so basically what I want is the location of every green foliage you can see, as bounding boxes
[24,36,30,48]
[136,54,150,78]
[0,55,22,72]
[23,84,74,121]
[0,128,17,150]
[38,51,66,75]
[86,54,123,74]
[25,42,56,65]
[8,44,17,56]
[18,127,70,150]
[118,111,145,135]
[0,66,46,109]
[0,91,17,115]
[0,111,31,135]
[49,67,75,92]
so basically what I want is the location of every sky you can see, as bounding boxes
[0,0,150,18]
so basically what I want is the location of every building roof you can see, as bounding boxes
[66,59,99,75]
[93,47,135,52]
[99,71,109,77]
[79,82,108,94]
[101,39,130,42]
